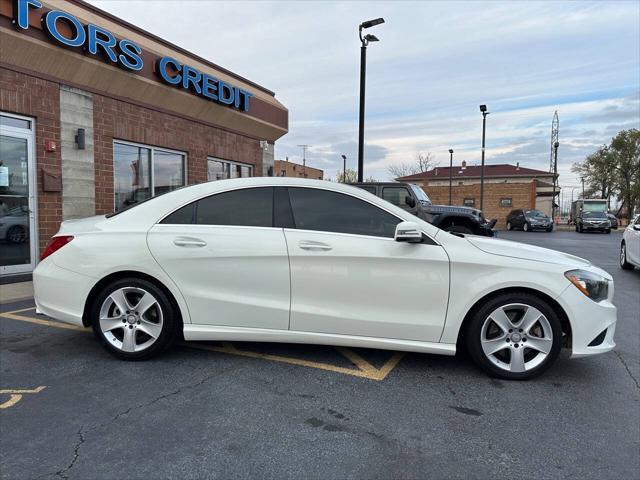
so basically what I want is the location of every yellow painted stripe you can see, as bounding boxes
[0,386,46,394]
[0,308,403,381]
[0,394,22,409]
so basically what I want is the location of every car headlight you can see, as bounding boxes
[564,269,608,302]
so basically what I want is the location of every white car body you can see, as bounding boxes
[33,178,616,372]
[621,214,640,268]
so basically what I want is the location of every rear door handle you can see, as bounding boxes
[298,241,332,251]
[174,237,207,247]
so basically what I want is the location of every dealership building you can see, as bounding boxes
[398,163,560,229]
[0,0,288,280]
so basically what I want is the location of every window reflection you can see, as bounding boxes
[207,158,252,181]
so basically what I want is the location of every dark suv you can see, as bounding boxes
[576,211,611,234]
[351,182,497,237]
[506,209,553,232]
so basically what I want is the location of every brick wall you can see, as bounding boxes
[416,181,536,228]
[273,160,323,179]
[1,68,61,253]
[93,94,263,215]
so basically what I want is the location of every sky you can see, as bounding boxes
[90,0,640,191]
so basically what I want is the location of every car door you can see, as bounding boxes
[629,216,640,264]
[282,186,450,343]
[147,186,290,329]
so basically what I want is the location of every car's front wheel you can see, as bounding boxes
[523,222,530,232]
[90,278,179,360]
[620,242,634,270]
[465,293,562,380]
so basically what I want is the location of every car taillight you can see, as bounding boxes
[40,235,74,261]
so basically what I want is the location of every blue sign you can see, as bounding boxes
[12,0,251,112]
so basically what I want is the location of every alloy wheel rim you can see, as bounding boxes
[99,287,163,353]
[620,245,626,266]
[480,303,553,373]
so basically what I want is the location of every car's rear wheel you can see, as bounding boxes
[466,293,562,380]
[90,278,178,360]
[620,242,634,270]
[506,221,512,231]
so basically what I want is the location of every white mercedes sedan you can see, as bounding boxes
[33,178,616,380]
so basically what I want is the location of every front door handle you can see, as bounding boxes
[174,237,207,247]
[298,241,332,251]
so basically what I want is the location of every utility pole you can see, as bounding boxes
[341,154,347,183]
[357,18,384,182]
[552,141,559,219]
[448,149,454,205]
[479,105,489,211]
[297,144,311,177]
[581,177,585,198]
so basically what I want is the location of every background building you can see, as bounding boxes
[0,0,288,281]
[398,163,559,228]
[274,159,323,179]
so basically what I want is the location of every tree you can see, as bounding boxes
[387,152,439,179]
[335,168,358,183]
[610,129,640,220]
[571,145,617,203]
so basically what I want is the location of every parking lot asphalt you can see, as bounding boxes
[1,231,639,480]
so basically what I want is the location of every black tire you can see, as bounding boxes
[506,221,512,231]
[465,292,563,380]
[575,224,579,232]
[523,222,530,232]
[6,225,26,244]
[620,242,634,270]
[605,229,611,234]
[546,226,553,232]
[90,277,179,360]
[578,224,583,233]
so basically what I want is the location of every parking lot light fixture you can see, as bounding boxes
[357,17,385,182]
[448,149,454,205]
[479,104,489,211]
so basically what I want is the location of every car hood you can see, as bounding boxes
[465,235,591,267]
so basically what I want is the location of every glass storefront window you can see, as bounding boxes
[207,158,252,181]
[113,142,185,212]
[154,150,185,196]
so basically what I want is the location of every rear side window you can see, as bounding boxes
[288,187,400,238]
[382,187,412,207]
[161,187,273,227]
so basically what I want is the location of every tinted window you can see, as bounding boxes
[162,203,194,224]
[196,187,273,226]
[288,187,400,238]
[382,187,412,207]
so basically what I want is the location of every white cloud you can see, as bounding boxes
[89,0,640,186]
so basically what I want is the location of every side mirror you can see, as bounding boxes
[405,196,416,208]
[394,221,423,243]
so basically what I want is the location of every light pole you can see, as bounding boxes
[479,104,489,211]
[581,177,585,198]
[552,141,559,219]
[448,149,454,205]
[357,17,385,182]
[341,154,347,182]
[297,144,311,177]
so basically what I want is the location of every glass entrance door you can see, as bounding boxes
[0,113,36,276]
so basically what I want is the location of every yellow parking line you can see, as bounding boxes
[0,386,46,409]
[0,308,403,381]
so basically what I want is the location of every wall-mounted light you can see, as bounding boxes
[75,128,85,150]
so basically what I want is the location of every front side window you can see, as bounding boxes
[382,187,412,207]
[288,187,400,238]
[113,142,185,212]
[162,187,273,227]
[207,158,253,181]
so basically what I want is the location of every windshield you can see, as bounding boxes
[410,184,431,204]
[583,211,607,219]
[525,210,547,218]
